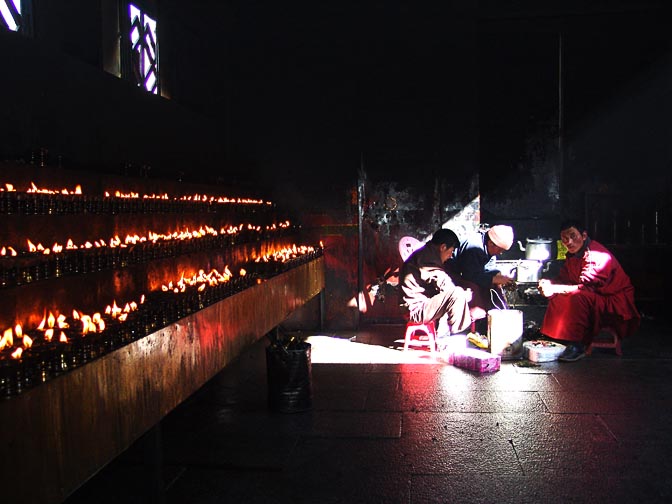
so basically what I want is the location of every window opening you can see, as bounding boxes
[128,3,158,94]
[1,0,21,32]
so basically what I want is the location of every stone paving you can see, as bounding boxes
[64,317,672,503]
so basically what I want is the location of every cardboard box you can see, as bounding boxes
[523,340,566,362]
[452,348,501,373]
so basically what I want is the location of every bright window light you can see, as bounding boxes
[1,0,21,32]
[129,3,159,94]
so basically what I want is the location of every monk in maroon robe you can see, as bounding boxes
[539,219,640,362]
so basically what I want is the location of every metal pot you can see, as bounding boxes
[514,259,544,283]
[496,259,548,283]
[517,237,553,261]
[494,260,519,279]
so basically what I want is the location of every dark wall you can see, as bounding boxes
[2,1,670,328]
[0,1,245,190]
[476,4,672,315]
[188,1,481,328]
[478,6,672,222]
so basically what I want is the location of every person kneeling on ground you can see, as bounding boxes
[538,219,640,362]
[400,228,473,338]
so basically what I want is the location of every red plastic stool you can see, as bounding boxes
[586,327,622,356]
[404,320,438,353]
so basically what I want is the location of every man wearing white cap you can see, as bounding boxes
[446,225,516,330]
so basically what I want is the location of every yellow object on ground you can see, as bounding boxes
[468,332,489,349]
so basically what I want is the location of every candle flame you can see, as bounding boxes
[91,313,106,330]
[26,181,83,195]
[0,246,17,256]
[0,328,13,350]
[3,218,293,256]
[81,315,96,335]
[106,301,123,318]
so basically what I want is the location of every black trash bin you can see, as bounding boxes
[266,341,312,413]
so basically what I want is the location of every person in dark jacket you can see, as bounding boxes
[446,225,516,329]
[400,228,473,337]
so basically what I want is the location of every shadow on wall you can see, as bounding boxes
[354,189,481,324]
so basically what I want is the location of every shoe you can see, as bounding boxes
[558,343,586,362]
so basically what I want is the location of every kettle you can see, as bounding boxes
[517,237,553,261]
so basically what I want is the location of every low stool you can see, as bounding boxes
[404,320,437,353]
[586,327,622,356]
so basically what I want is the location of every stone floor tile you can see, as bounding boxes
[62,318,672,504]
